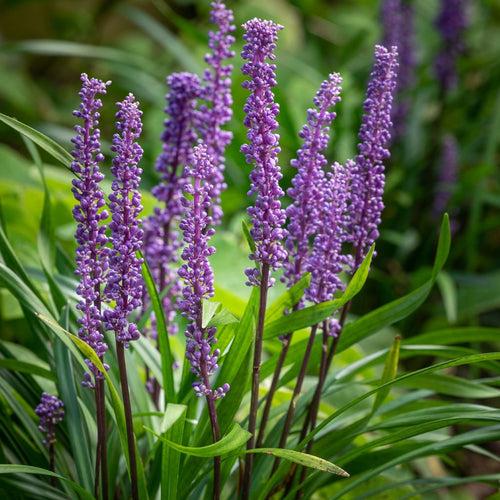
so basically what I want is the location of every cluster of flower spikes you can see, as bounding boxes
[306,161,353,336]
[35,393,64,447]
[434,0,468,91]
[381,0,415,138]
[178,144,229,400]
[349,45,399,269]
[143,72,202,337]
[198,0,236,225]
[433,134,458,217]
[104,94,144,346]
[283,72,342,290]
[241,18,287,287]
[71,73,110,387]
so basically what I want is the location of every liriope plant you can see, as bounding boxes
[0,1,499,500]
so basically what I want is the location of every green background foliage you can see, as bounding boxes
[0,0,499,498]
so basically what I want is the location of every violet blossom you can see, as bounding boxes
[349,45,398,268]
[435,0,468,91]
[198,0,236,224]
[71,73,110,387]
[433,134,458,216]
[35,393,64,447]
[241,18,287,287]
[144,72,201,337]
[381,0,415,137]
[178,144,229,400]
[104,94,144,345]
[283,73,342,288]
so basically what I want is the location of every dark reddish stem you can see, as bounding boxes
[293,302,351,498]
[49,441,56,486]
[116,341,139,500]
[256,332,292,448]
[206,395,222,500]
[242,263,270,500]
[270,324,318,476]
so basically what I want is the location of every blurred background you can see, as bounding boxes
[0,0,499,378]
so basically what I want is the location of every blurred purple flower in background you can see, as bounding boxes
[349,45,398,267]
[70,73,110,387]
[104,94,144,345]
[35,393,64,447]
[435,0,468,91]
[241,18,287,287]
[199,0,236,224]
[381,0,416,137]
[433,134,458,217]
[144,72,201,338]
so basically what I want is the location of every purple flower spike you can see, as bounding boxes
[144,72,202,337]
[71,73,110,387]
[241,18,287,287]
[306,162,352,306]
[433,134,458,216]
[381,0,415,137]
[35,393,64,447]
[178,144,228,400]
[283,73,342,288]
[435,0,468,91]
[104,94,144,346]
[349,45,398,268]
[199,0,236,224]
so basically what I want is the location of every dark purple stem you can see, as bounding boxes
[242,263,270,500]
[116,341,139,500]
[270,324,318,476]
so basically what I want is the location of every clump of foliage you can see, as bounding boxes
[0,1,499,499]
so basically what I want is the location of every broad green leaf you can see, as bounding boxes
[330,425,500,499]
[53,315,94,492]
[407,327,500,345]
[0,112,73,168]
[149,423,251,458]
[0,464,94,500]
[247,448,348,476]
[337,215,450,353]
[302,352,500,450]
[264,246,374,339]
[436,271,457,323]
[264,272,311,324]
[201,300,221,328]
[161,404,187,500]
[400,373,500,399]
[0,359,55,380]
[141,252,175,402]
[242,219,256,253]
[371,335,401,413]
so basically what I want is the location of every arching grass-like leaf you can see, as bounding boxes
[148,423,251,458]
[264,245,375,339]
[0,113,73,169]
[0,464,94,500]
[246,448,349,477]
[140,252,175,403]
